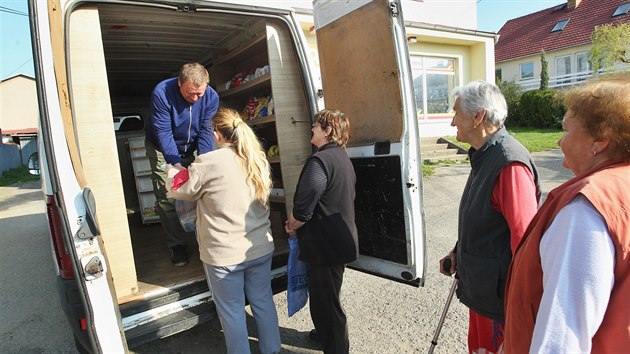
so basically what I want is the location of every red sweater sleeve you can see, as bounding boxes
[491,162,539,253]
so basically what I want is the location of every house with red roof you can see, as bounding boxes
[495,0,630,90]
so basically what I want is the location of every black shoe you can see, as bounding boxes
[170,245,188,267]
[308,329,319,342]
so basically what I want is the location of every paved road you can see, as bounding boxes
[0,180,76,353]
[0,149,572,354]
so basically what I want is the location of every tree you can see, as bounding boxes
[540,50,549,90]
[589,23,630,73]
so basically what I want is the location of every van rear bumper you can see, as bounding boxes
[57,271,288,350]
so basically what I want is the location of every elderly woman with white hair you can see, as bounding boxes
[439,80,541,354]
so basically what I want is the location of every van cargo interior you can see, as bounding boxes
[68,2,314,302]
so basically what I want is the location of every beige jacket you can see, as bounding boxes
[167,146,274,266]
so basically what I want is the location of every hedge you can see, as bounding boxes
[517,89,565,129]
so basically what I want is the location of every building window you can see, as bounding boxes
[556,55,572,85]
[613,2,630,17]
[575,52,592,81]
[551,19,569,32]
[495,69,502,82]
[410,56,457,120]
[520,62,534,80]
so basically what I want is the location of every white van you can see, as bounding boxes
[29,0,426,352]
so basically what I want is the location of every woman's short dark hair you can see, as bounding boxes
[313,109,350,147]
[563,73,630,161]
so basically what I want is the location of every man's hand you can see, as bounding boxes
[165,163,185,179]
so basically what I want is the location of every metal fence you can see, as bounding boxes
[0,143,22,175]
[518,66,630,91]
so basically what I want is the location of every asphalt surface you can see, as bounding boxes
[0,149,572,354]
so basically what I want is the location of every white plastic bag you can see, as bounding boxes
[175,199,196,232]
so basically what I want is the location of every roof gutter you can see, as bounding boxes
[405,21,500,43]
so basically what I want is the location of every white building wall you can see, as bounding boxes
[0,76,39,131]
[269,0,477,28]
[497,43,592,83]
[401,0,477,29]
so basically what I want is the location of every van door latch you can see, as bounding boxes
[84,256,104,279]
[76,188,100,240]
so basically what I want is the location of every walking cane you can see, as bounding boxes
[428,259,458,354]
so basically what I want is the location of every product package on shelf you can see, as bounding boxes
[242,95,274,120]
[222,64,271,92]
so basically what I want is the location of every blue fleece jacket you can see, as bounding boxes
[146,77,219,164]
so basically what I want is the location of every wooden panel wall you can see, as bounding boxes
[266,20,313,215]
[316,0,404,145]
[69,6,138,298]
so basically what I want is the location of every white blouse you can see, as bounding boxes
[532,195,615,353]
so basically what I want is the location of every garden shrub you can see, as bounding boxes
[518,89,565,128]
[497,80,523,126]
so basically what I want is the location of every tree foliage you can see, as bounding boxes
[589,23,630,73]
[540,50,549,90]
[497,80,523,126]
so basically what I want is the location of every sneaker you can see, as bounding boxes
[170,245,188,267]
[308,329,319,342]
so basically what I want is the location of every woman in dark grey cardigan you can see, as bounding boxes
[285,109,358,354]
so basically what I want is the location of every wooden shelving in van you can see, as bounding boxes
[246,114,275,126]
[213,33,267,67]
[217,73,271,98]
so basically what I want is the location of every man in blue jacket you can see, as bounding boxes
[145,63,219,266]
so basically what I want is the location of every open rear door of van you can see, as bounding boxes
[313,0,426,286]
[29,0,127,352]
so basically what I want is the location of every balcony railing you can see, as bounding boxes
[518,71,595,91]
[517,65,630,91]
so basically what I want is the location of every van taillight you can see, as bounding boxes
[46,195,74,280]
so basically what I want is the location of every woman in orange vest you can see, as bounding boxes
[504,74,630,353]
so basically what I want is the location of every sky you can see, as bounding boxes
[1,0,564,81]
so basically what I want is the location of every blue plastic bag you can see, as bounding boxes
[175,199,196,232]
[287,237,308,316]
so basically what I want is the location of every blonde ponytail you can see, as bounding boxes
[213,108,272,205]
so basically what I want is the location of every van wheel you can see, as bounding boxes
[74,335,90,354]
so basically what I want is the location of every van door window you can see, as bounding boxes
[114,114,144,132]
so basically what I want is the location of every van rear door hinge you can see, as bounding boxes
[390,2,399,17]
[178,5,197,12]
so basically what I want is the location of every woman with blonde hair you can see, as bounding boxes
[504,74,630,353]
[166,108,280,354]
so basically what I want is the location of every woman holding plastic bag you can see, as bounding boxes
[166,108,281,354]
[285,109,358,354]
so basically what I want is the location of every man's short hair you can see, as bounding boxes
[179,63,210,86]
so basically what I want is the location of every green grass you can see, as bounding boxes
[0,165,40,187]
[422,163,436,176]
[442,127,562,153]
[507,126,563,152]
[422,126,562,177]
